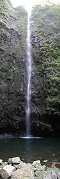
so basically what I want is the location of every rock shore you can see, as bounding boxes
[0,157,60,179]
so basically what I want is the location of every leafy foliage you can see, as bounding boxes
[31,4,60,117]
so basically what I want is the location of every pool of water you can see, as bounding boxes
[0,137,60,163]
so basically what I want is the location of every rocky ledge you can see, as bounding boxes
[0,157,60,179]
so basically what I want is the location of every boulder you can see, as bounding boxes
[34,170,44,178]
[13,161,26,169]
[52,170,57,179]
[0,160,3,165]
[32,160,40,165]
[11,166,34,179]
[32,160,46,171]
[43,160,48,163]
[0,169,9,179]
[57,172,60,179]
[3,165,16,176]
[43,171,52,179]
[8,157,20,164]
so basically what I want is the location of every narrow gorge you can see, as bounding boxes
[0,0,60,137]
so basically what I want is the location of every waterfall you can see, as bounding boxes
[26,11,32,136]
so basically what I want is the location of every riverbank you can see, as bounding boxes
[0,157,60,179]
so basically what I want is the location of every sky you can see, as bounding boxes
[10,0,60,12]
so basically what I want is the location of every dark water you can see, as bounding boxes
[0,137,60,163]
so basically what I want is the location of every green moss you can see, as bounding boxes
[0,0,27,134]
[31,4,60,118]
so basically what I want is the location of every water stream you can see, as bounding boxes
[26,12,32,136]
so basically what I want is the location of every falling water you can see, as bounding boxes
[26,11,32,136]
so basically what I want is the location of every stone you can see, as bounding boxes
[8,157,20,164]
[8,158,12,164]
[32,160,46,171]
[57,172,60,179]
[11,166,34,179]
[3,164,15,176]
[43,160,48,163]
[52,167,60,179]
[34,170,44,178]
[14,161,24,169]
[41,165,46,171]
[0,169,9,179]
[52,170,57,179]
[32,160,40,165]
[0,159,2,165]
[14,164,21,169]
[0,162,8,171]
[43,171,52,179]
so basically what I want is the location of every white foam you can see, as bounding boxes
[19,136,41,139]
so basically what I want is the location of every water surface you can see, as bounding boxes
[0,138,60,163]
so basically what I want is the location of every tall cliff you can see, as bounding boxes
[31,4,60,136]
[0,1,60,136]
[0,0,27,135]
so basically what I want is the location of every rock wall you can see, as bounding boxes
[31,4,60,136]
[0,0,27,135]
[0,1,60,136]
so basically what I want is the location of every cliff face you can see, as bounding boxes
[31,4,60,136]
[0,1,60,137]
[0,0,27,135]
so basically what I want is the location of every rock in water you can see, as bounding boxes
[11,166,34,179]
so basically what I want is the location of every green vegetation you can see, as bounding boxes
[0,0,27,134]
[0,0,60,136]
[31,4,60,136]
